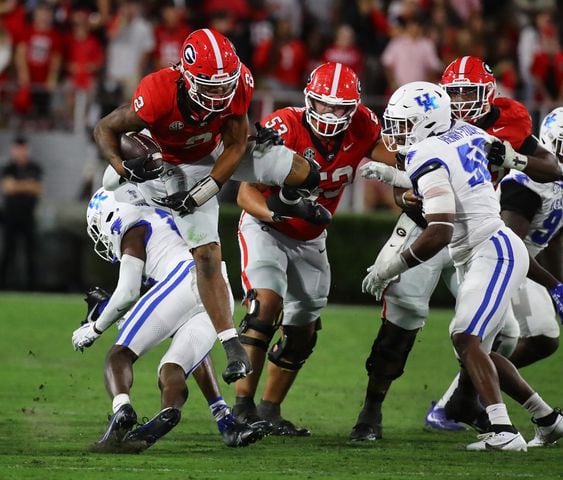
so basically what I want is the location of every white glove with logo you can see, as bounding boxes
[72,323,101,352]
[362,254,410,301]
[359,161,412,188]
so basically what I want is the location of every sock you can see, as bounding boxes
[523,392,554,423]
[112,393,131,414]
[486,403,512,426]
[436,373,460,408]
[357,397,382,426]
[208,396,233,433]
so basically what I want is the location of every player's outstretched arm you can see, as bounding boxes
[94,104,150,178]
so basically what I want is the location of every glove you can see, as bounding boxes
[82,286,110,325]
[153,190,197,216]
[254,122,284,146]
[359,161,412,188]
[152,175,222,216]
[72,322,102,352]
[361,264,392,301]
[549,283,563,323]
[487,139,528,171]
[122,153,163,183]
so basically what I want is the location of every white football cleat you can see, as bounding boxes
[466,431,527,451]
[528,412,563,447]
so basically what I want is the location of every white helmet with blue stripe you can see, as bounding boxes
[382,81,451,152]
[539,107,563,160]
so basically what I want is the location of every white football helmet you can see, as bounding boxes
[86,188,120,263]
[539,107,563,159]
[382,81,452,152]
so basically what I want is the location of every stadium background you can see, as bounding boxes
[0,0,560,298]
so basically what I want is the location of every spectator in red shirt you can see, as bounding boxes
[63,6,104,129]
[14,2,63,124]
[530,25,563,104]
[153,2,190,70]
[252,16,308,91]
[322,24,364,78]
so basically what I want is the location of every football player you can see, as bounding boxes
[93,29,328,386]
[231,62,394,435]
[361,81,563,451]
[72,187,267,452]
[351,56,562,439]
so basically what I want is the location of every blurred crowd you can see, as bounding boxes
[0,0,561,131]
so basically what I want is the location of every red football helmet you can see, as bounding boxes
[179,29,241,112]
[304,62,361,137]
[440,56,496,122]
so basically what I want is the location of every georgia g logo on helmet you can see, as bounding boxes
[183,44,196,65]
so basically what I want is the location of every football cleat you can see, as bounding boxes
[424,401,466,431]
[349,422,382,441]
[221,417,268,448]
[528,410,563,447]
[256,400,310,437]
[95,404,138,446]
[444,389,491,433]
[122,407,181,450]
[266,194,332,226]
[466,431,527,451]
[222,338,253,384]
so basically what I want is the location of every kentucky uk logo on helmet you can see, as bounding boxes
[415,94,439,112]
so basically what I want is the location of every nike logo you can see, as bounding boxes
[343,143,354,152]
[318,248,326,253]
[492,126,504,133]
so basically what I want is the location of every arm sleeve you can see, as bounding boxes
[417,167,456,215]
[94,254,145,332]
[499,180,542,222]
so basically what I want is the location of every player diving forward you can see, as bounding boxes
[361,81,563,451]
[94,28,329,386]
[72,187,267,451]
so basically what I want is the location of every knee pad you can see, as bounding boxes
[365,319,418,380]
[238,289,281,351]
[268,318,321,371]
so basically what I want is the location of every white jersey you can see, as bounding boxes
[501,171,563,257]
[405,121,503,263]
[105,202,192,283]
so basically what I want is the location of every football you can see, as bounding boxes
[119,131,163,172]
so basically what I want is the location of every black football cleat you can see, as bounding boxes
[90,404,138,452]
[257,400,310,437]
[222,338,253,384]
[221,418,268,447]
[266,194,332,225]
[122,407,181,450]
[349,422,382,441]
[444,388,490,434]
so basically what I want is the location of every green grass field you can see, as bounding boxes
[0,294,561,480]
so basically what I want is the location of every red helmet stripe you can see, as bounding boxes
[330,63,342,97]
[202,28,223,73]
[458,56,470,79]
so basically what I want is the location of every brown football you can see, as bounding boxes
[119,131,163,172]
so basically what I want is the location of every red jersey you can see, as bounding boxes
[133,64,254,165]
[259,104,381,241]
[22,26,63,84]
[153,24,191,69]
[480,97,533,185]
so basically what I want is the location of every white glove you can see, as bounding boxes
[359,161,412,188]
[361,264,393,301]
[361,254,410,301]
[72,323,101,352]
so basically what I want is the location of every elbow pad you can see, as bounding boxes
[417,168,456,215]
